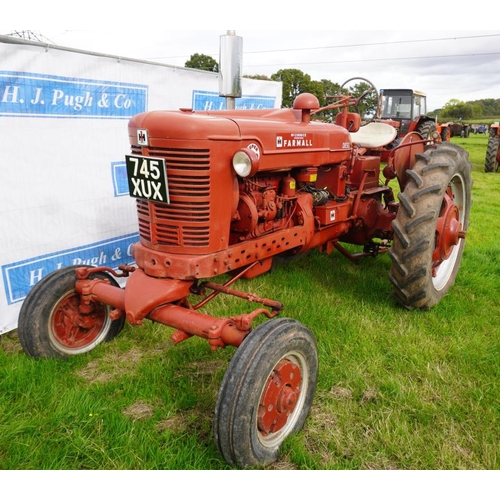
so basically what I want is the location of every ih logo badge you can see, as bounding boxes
[137,129,149,146]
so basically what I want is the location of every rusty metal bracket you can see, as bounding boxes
[75,265,135,280]
[202,282,284,312]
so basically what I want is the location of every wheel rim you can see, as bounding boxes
[256,351,309,449]
[49,290,111,354]
[432,172,466,291]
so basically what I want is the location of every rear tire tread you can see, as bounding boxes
[388,142,472,310]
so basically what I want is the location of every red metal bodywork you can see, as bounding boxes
[70,94,453,349]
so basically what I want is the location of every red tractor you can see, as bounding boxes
[17,78,472,469]
[485,122,500,173]
[378,88,452,153]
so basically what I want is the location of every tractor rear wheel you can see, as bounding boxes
[214,318,318,468]
[485,134,500,173]
[415,121,438,141]
[388,143,472,310]
[18,266,125,358]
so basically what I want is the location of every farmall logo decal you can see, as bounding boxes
[276,133,313,148]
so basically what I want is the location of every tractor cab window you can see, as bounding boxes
[413,95,427,117]
[382,95,412,118]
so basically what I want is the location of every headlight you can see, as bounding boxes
[232,148,259,177]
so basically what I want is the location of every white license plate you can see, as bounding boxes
[125,155,170,203]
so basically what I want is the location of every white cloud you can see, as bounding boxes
[3,29,500,110]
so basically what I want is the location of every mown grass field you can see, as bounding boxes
[1,133,499,470]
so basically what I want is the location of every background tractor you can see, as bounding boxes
[378,88,452,145]
[485,122,500,173]
[449,122,471,138]
[17,78,472,469]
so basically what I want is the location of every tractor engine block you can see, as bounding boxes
[231,174,297,242]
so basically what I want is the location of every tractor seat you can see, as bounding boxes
[349,122,398,148]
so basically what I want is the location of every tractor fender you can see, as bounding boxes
[391,132,426,192]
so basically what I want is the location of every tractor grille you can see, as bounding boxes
[132,146,211,247]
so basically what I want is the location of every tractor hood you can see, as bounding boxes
[128,107,353,166]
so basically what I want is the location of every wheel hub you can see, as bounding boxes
[258,358,302,435]
[432,190,465,275]
[52,293,106,348]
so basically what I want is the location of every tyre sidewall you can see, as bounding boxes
[18,266,124,358]
[215,318,318,468]
[485,135,500,173]
[416,121,437,140]
[389,143,472,310]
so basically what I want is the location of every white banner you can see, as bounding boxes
[0,36,282,334]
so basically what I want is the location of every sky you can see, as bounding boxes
[3,28,500,112]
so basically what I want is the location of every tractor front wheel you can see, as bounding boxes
[441,126,451,142]
[388,142,472,310]
[485,133,500,173]
[18,266,125,358]
[214,318,318,468]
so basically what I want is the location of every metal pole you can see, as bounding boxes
[219,30,242,110]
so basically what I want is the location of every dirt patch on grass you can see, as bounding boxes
[184,358,226,376]
[361,389,377,403]
[123,400,155,421]
[0,330,23,355]
[157,415,187,433]
[268,458,299,470]
[330,385,353,399]
[77,347,144,383]
[311,404,337,427]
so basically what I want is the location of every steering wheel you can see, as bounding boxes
[339,77,380,125]
[310,76,380,126]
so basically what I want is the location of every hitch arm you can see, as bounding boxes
[200,281,284,312]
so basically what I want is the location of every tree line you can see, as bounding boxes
[185,53,499,120]
[435,98,500,120]
[185,53,345,109]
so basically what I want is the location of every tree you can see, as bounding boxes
[342,79,380,121]
[476,98,500,116]
[441,99,478,120]
[311,79,342,121]
[185,53,219,72]
[320,79,342,101]
[271,69,314,108]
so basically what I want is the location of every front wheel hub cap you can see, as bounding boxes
[258,359,302,435]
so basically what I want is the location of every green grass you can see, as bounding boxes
[1,134,499,470]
